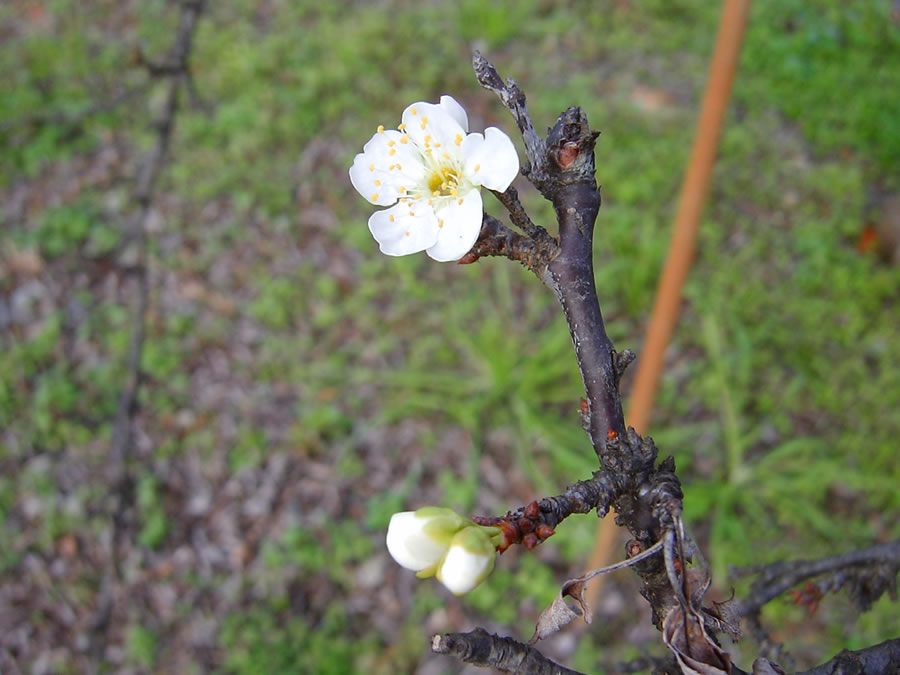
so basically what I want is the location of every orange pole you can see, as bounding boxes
[584,0,751,609]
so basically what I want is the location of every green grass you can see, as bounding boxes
[1,0,898,672]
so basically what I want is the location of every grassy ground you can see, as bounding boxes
[1,1,898,673]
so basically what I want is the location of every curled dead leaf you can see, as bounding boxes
[663,605,731,675]
[529,586,584,645]
[530,539,664,644]
[704,590,742,642]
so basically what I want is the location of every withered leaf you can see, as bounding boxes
[663,606,731,675]
[703,590,742,642]
[530,539,666,644]
[530,574,596,644]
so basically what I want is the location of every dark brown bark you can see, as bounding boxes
[796,638,900,675]
[432,628,586,675]
[733,541,900,617]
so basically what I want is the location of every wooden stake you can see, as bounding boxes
[584,0,752,611]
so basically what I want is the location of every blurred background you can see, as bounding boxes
[1,1,898,673]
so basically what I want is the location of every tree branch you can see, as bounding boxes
[733,541,900,617]
[489,185,557,248]
[796,638,900,675]
[444,50,898,675]
[473,52,548,185]
[432,628,586,675]
[458,214,555,277]
[467,52,687,640]
[89,0,205,661]
[0,84,150,136]
[471,470,619,552]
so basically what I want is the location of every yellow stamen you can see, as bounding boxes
[421,116,428,125]
[388,140,396,147]
[474,164,480,172]
[439,219,444,228]
[400,136,408,144]
[398,123,406,130]
[371,192,379,201]
[389,214,395,222]
[405,231,410,237]
[458,198,463,205]
[369,163,375,171]
[427,166,461,196]
[410,108,417,115]
[377,125,384,133]
[389,148,396,156]
[434,142,441,148]
[442,151,450,160]
[409,211,415,216]
[454,134,462,146]
[374,180,381,186]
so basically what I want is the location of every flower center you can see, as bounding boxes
[428,166,460,196]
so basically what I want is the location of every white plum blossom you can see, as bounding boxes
[436,526,497,595]
[385,507,501,594]
[349,95,520,261]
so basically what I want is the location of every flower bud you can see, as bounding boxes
[385,507,467,572]
[436,526,497,595]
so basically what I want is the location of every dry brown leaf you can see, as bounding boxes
[704,591,742,642]
[529,590,583,645]
[530,571,600,643]
[530,540,665,644]
[663,605,731,675]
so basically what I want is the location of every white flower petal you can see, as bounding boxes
[349,129,426,205]
[427,190,483,262]
[461,127,519,192]
[436,528,496,595]
[385,512,448,571]
[402,101,466,159]
[349,154,406,206]
[440,95,468,133]
[369,201,439,257]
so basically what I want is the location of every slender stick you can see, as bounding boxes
[627,0,751,432]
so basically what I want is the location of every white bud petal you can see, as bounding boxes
[436,527,496,595]
[385,509,464,572]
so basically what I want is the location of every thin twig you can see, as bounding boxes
[489,185,556,247]
[471,469,620,552]
[0,84,150,135]
[89,0,205,662]
[473,52,549,186]
[458,214,549,276]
